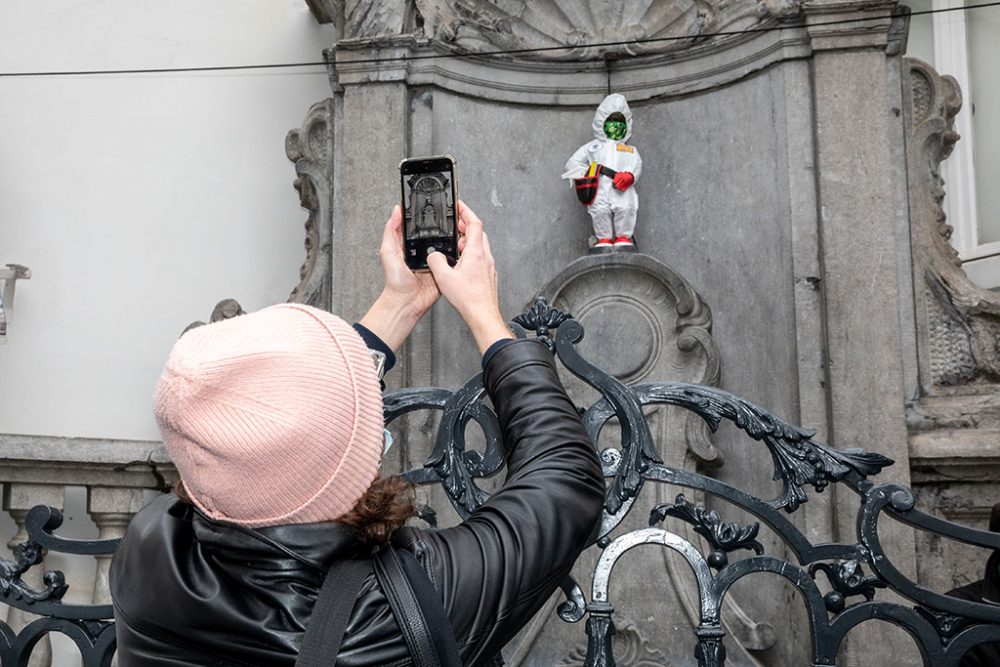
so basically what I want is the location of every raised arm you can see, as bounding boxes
[414,202,605,665]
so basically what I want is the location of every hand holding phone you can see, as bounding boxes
[358,205,442,351]
[426,201,513,353]
[400,155,459,270]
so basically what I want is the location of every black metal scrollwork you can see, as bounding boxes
[0,538,66,607]
[650,494,763,569]
[383,296,1000,666]
[809,559,887,612]
[0,505,120,665]
[914,606,976,641]
[627,383,894,512]
[6,296,1000,666]
[512,296,572,352]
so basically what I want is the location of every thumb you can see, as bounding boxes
[426,248,451,282]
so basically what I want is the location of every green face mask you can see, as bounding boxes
[604,119,627,141]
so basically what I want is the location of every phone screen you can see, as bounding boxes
[400,155,458,270]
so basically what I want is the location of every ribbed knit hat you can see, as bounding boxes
[153,303,384,528]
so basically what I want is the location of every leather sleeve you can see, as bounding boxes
[406,338,605,666]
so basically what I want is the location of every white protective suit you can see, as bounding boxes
[562,94,643,241]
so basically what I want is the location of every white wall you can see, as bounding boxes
[0,1,335,440]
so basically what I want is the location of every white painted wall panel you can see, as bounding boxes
[0,1,334,440]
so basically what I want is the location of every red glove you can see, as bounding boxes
[612,171,635,191]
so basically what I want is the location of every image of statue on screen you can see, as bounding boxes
[404,173,455,239]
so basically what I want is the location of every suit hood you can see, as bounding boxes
[592,94,633,142]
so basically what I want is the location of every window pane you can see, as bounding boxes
[967,0,1000,243]
[905,0,936,64]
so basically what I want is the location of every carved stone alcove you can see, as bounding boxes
[494,253,775,667]
[535,253,721,467]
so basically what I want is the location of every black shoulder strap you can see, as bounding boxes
[295,558,370,667]
[374,547,463,667]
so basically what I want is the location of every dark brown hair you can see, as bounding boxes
[173,475,417,545]
[336,475,417,545]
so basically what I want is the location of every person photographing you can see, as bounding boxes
[110,202,606,666]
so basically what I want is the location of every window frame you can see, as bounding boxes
[930,0,1000,286]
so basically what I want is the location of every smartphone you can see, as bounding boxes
[400,154,459,270]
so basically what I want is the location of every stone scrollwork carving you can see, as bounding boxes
[181,298,246,336]
[307,1,412,36]
[286,99,336,311]
[331,0,812,104]
[905,58,1000,387]
[413,0,794,61]
[344,1,411,38]
[533,253,721,467]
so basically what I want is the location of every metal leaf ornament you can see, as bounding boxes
[513,296,572,352]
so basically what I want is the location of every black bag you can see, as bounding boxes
[573,165,618,206]
[294,547,463,667]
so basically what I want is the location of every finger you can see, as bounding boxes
[458,200,483,229]
[425,248,451,279]
[381,205,404,259]
[459,206,484,253]
[455,203,468,253]
[389,204,402,234]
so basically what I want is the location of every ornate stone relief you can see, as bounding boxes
[556,615,673,666]
[328,0,811,104]
[536,253,721,466]
[344,0,412,38]
[286,99,336,311]
[904,58,1000,388]
[413,0,792,60]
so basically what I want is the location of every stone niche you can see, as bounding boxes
[288,1,934,664]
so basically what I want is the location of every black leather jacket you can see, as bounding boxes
[110,339,605,666]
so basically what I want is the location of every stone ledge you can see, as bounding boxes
[907,389,1000,432]
[334,30,812,104]
[0,434,174,489]
[909,429,1000,484]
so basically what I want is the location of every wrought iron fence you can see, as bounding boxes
[1,297,998,666]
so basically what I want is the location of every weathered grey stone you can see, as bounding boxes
[332,82,408,324]
[0,434,174,489]
[413,0,791,61]
[89,487,146,612]
[334,27,814,106]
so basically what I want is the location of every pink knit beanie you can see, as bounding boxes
[153,303,384,528]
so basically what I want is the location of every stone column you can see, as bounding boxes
[330,72,409,323]
[806,3,919,665]
[88,487,146,606]
[3,483,64,667]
